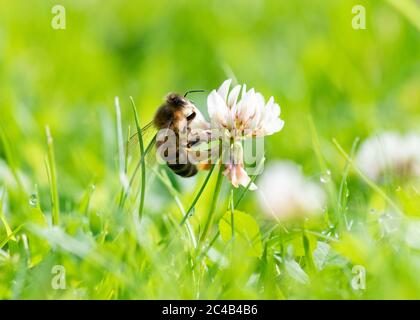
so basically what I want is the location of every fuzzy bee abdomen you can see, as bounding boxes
[167,163,198,177]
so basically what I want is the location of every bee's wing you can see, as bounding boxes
[126,133,158,190]
[129,121,154,147]
[126,121,158,172]
[129,122,158,162]
[144,136,159,166]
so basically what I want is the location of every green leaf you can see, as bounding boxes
[219,210,262,257]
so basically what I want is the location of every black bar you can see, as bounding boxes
[0,300,418,318]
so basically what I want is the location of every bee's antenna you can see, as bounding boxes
[184,89,206,97]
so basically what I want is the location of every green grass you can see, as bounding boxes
[0,0,420,300]
[45,126,60,226]
[129,96,147,221]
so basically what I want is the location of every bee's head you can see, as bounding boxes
[166,93,197,122]
[166,93,186,107]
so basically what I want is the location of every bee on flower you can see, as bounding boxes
[152,79,284,190]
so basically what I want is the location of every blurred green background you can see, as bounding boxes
[0,0,419,299]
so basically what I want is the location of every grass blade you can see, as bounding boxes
[117,125,131,206]
[234,156,265,207]
[337,137,360,230]
[0,224,23,249]
[45,126,60,226]
[129,97,146,220]
[152,167,197,249]
[199,163,224,245]
[180,163,216,226]
[0,189,16,241]
[115,97,129,199]
[333,138,402,215]
[120,135,156,208]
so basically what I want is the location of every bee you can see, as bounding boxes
[152,91,210,178]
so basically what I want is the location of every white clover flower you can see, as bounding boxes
[206,79,284,189]
[257,161,326,221]
[207,79,284,138]
[356,132,420,182]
